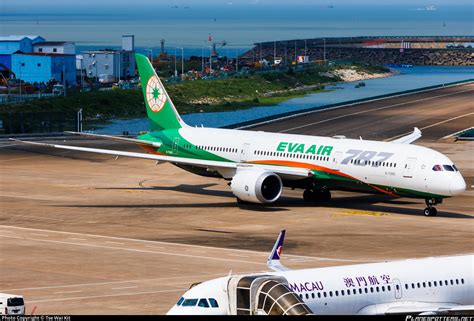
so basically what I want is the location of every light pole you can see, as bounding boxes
[201,46,205,74]
[77,56,84,92]
[209,46,212,74]
[176,47,184,80]
[18,61,22,99]
[145,49,153,62]
[235,48,239,72]
[174,48,177,77]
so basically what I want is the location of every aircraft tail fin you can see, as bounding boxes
[135,53,187,132]
[267,230,290,272]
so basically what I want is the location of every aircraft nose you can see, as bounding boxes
[166,307,180,315]
[450,175,466,196]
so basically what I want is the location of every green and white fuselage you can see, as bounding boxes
[19,54,466,216]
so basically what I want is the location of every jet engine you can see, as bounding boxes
[231,170,283,204]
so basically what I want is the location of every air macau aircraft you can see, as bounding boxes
[167,230,474,315]
[15,54,466,216]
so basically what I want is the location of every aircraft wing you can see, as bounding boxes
[65,131,162,148]
[390,127,422,144]
[11,139,312,179]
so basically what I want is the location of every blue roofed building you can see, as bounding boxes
[12,52,76,85]
[0,35,45,54]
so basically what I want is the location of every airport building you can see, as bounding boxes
[0,35,45,54]
[11,52,76,85]
[81,35,136,82]
[33,41,76,55]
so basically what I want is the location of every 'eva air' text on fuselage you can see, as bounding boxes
[276,142,333,156]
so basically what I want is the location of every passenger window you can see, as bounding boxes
[305,293,309,299]
[198,299,209,308]
[387,286,391,291]
[208,298,219,308]
[461,279,465,284]
[317,292,321,298]
[311,293,315,299]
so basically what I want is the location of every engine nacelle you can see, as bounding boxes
[231,170,283,204]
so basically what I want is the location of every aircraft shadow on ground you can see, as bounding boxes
[85,184,473,218]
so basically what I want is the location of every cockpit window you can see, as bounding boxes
[198,299,209,308]
[182,299,198,307]
[176,297,184,306]
[443,165,455,172]
[209,298,219,308]
[432,164,458,172]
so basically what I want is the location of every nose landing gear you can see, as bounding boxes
[424,198,442,216]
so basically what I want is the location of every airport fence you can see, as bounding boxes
[0,93,57,105]
[0,109,82,135]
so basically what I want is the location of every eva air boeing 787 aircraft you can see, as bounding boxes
[15,54,466,216]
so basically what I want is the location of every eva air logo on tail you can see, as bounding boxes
[146,75,167,113]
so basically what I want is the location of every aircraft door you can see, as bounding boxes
[172,137,179,155]
[393,279,402,299]
[331,151,343,171]
[403,158,417,178]
[240,143,250,162]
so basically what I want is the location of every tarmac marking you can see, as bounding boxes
[68,238,87,241]
[30,233,49,237]
[279,89,474,133]
[0,225,366,263]
[54,290,83,295]
[0,225,364,262]
[332,210,389,218]
[27,288,188,304]
[0,235,267,266]
[111,286,138,290]
[105,241,125,245]
[0,272,245,292]
[387,112,474,141]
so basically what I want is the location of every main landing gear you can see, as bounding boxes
[303,189,331,203]
[424,198,441,217]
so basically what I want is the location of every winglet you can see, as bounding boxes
[391,127,422,144]
[267,230,290,271]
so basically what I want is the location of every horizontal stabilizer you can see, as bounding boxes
[391,127,422,144]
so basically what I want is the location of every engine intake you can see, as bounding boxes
[231,170,283,204]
